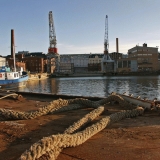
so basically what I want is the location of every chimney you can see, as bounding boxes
[116,38,119,53]
[11,29,15,58]
[143,43,147,47]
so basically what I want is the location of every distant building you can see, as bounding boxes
[116,58,138,72]
[109,52,123,60]
[17,51,29,55]
[15,52,47,73]
[7,59,26,71]
[88,54,103,71]
[60,54,89,73]
[24,52,46,58]
[0,57,6,67]
[22,56,46,73]
[128,43,159,71]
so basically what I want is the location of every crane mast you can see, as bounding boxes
[102,15,114,73]
[103,15,112,60]
[48,11,58,54]
[47,11,60,74]
[104,15,109,54]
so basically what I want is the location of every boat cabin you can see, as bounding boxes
[0,72,20,80]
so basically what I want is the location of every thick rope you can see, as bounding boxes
[64,106,104,134]
[39,106,105,159]
[0,93,18,100]
[0,95,133,120]
[19,107,144,160]
[0,94,146,159]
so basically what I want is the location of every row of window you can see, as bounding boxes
[130,53,153,57]
[138,54,152,56]
[89,60,101,62]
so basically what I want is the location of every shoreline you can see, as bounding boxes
[27,72,160,79]
[50,72,160,78]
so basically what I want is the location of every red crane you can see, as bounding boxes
[48,11,58,54]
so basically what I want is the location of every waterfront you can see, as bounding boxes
[18,76,160,100]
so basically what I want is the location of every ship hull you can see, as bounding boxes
[0,75,28,89]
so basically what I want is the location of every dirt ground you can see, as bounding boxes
[0,95,160,160]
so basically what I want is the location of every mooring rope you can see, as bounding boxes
[0,93,18,100]
[19,107,144,160]
[0,95,133,121]
[0,94,146,160]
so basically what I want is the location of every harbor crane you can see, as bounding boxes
[102,15,114,72]
[104,15,109,54]
[48,11,58,54]
[47,11,60,74]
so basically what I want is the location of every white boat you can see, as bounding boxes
[0,29,29,89]
[0,66,28,89]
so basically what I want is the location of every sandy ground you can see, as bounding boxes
[0,95,160,160]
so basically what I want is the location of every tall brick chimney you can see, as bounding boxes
[11,29,15,58]
[116,38,119,53]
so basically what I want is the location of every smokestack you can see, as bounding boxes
[11,29,15,58]
[11,29,16,71]
[116,38,119,53]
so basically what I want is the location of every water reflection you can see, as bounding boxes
[50,78,59,93]
[18,76,160,100]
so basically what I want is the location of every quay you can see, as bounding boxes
[50,71,160,78]
[0,91,160,159]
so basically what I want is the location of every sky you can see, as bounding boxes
[0,0,160,56]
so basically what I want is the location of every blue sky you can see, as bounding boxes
[0,0,160,56]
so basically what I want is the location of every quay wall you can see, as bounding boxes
[50,71,160,78]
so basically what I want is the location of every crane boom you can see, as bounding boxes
[48,11,58,54]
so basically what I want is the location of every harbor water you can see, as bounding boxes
[18,76,160,100]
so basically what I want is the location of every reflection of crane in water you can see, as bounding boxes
[51,78,59,93]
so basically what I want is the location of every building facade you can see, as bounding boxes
[128,43,159,71]
[88,54,103,71]
[0,57,6,67]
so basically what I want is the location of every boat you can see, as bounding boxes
[0,29,28,89]
[0,66,28,89]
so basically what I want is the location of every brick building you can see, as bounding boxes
[6,57,26,71]
[109,52,123,60]
[17,52,47,73]
[128,43,159,71]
